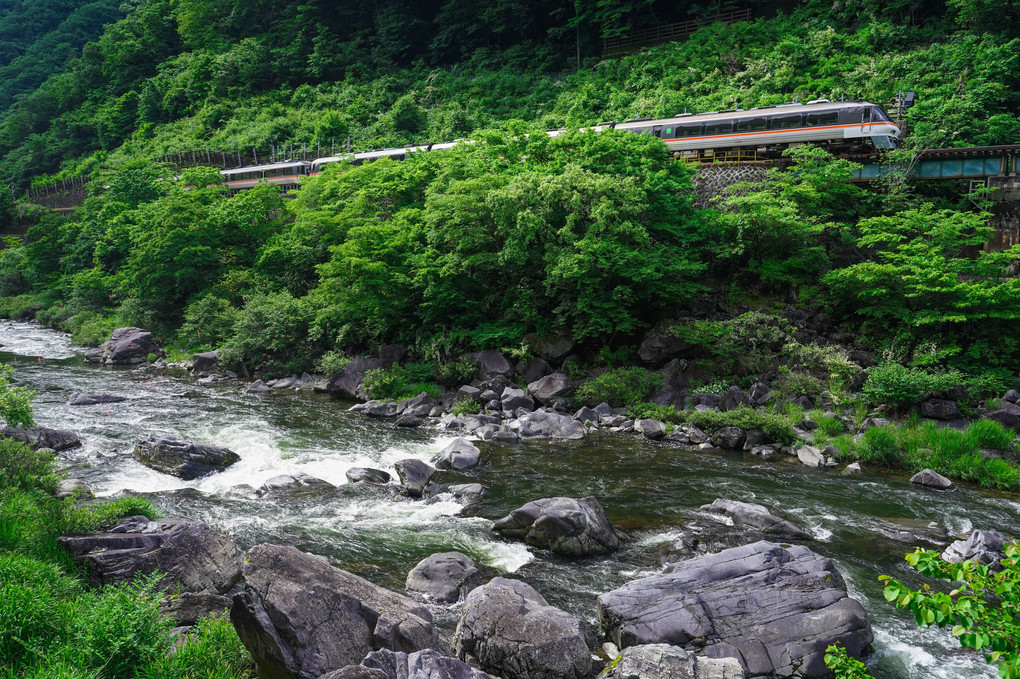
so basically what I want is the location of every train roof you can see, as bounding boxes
[615,101,883,129]
[221,160,311,174]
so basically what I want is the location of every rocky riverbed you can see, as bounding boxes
[2,319,1017,678]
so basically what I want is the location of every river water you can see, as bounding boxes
[3,319,1016,678]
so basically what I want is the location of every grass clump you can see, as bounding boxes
[575,367,663,407]
[837,419,1019,489]
[679,406,798,445]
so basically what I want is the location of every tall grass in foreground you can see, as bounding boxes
[0,437,254,678]
[833,419,1019,489]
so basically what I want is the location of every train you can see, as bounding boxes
[216,100,900,193]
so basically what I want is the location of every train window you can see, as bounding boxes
[871,106,891,122]
[770,114,802,129]
[703,121,734,136]
[805,111,839,127]
[680,124,703,137]
[652,125,663,138]
[861,107,871,123]
[737,117,767,132]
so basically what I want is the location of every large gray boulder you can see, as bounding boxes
[942,530,1007,568]
[985,400,1020,431]
[362,649,492,679]
[501,387,535,412]
[192,350,220,373]
[68,392,126,406]
[405,552,491,604]
[474,350,514,380]
[709,426,745,450]
[638,326,683,366]
[699,499,811,540]
[231,544,438,679]
[528,373,574,405]
[718,387,750,413]
[1,425,81,451]
[58,515,242,594]
[510,410,586,440]
[431,438,481,471]
[517,358,552,385]
[601,644,744,679]
[492,496,620,556]
[89,327,162,366]
[394,459,438,498]
[132,436,240,480]
[399,392,439,418]
[328,356,385,399]
[454,577,592,679]
[597,541,872,678]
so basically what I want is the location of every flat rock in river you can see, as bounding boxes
[1,425,81,451]
[132,435,240,480]
[699,498,811,540]
[491,496,620,555]
[597,541,872,678]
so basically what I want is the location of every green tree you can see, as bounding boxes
[0,363,35,427]
[825,205,1020,367]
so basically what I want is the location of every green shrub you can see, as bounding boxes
[316,350,350,375]
[0,438,55,492]
[775,368,823,399]
[0,293,43,320]
[436,356,476,386]
[219,291,316,375]
[0,364,36,427]
[575,367,663,407]
[178,295,239,351]
[68,310,120,347]
[402,362,437,383]
[679,406,798,445]
[861,363,964,409]
[825,643,872,678]
[34,302,75,329]
[451,398,481,415]
[627,402,680,423]
[361,367,409,400]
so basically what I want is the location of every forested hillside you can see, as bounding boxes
[2,0,1019,189]
[1,0,1019,382]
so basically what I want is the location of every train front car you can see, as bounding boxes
[619,101,899,160]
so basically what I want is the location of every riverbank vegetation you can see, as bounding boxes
[0,370,254,678]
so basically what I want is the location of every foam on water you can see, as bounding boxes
[0,320,77,359]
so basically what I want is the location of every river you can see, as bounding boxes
[2,319,1015,678]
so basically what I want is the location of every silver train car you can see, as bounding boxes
[216,100,899,191]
